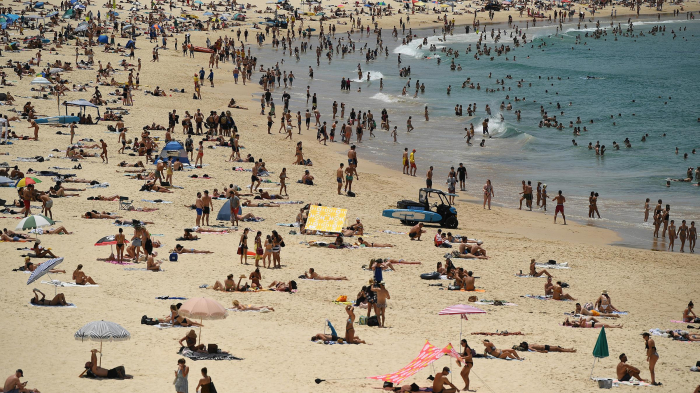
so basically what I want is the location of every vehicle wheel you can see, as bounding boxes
[444,216,458,229]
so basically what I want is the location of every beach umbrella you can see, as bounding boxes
[17,214,55,240]
[178,297,228,344]
[30,77,51,85]
[75,320,130,366]
[15,177,41,187]
[26,256,64,294]
[438,304,486,341]
[590,327,609,379]
[0,176,13,185]
[95,235,129,255]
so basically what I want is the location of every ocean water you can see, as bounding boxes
[252,17,700,249]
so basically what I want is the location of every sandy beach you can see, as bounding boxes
[1,0,700,392]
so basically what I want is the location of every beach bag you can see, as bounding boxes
[420,272,440,280]
[347,191,356,197]
[169,253,178,262]
[359,315,368,325]
[237,245,243,255]
[207,344,218,354]
[335,295,347,302]
[383,382,394,388]
[367,316,379,327]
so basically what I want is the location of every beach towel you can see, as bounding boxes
[141,199,173,204]
[242,217,264,222]
[21,254,52,258]
[123,268,164,272]
[444,251,483,259]
[515,274,547,278]
[485,354,524,361]
[87,182,110,188]
[475,300,517,307]
[28,302,77,308]
[276,223,299,227]
[274,201,304,205]
[155,323,188,330]
[41,280,98,287]
[382,230,406,235]
[97,258,134,265]
[178,347,242,361]
[448,288,486,293]
[175,237,199,241]
[592,377,651,387]
[522,295,553,301]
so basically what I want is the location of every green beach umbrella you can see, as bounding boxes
[590,327,609,379]
[16,214,55,239]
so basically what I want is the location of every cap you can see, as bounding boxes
[17,369,23,377]
[412,149,416,152]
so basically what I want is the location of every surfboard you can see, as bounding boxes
[382,209,442,222]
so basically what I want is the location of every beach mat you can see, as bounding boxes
[28,302,77,308]
[41,280,98,287]
[178,347,242,361]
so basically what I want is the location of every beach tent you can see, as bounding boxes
[216,199,243,221]
[153,140,190,165]
[368,341,460,385]
[63,99,100,121]
[98,34,108,43]
[305,205,347,233]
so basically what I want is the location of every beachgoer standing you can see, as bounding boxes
[552,190,566,225]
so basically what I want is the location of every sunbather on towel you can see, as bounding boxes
[2,228,31,240]
[163,305,204,327]
[242,199,280,207]
[305,268,347,281]
[85,211,122,219]
[1,233,25,242]
[268,280,297,292]
[563,317,623,329]
[172,244,213,254]
[33,226,72,235]
[617,353,645,382]
[80,349,130,379]
[453,242,488,259]
[517,342,576,353]
[232,300,274,311]
[575,303,619,318]
[73,264,97,285]
[527,258,552,277]
[30,289,68,306]
[192,227,233,234]
[483,340,521,359]
[182,229,199,240]
[552,281,575,301]
[355,237,393,248]
[369,258,396,271]
[256,189,287,200]
[32,240,58,258]
[146,254,163,271]
[86,195,120,201]
[179,330,207,353]
[666,330,700,341]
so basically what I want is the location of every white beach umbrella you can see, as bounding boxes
[30,77,52,85]
[26,257,64,286]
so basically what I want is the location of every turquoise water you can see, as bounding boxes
[252,17,700,249]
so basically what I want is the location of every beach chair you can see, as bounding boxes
[119,196,133,210]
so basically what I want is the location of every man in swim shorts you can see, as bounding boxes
[617,353,645,382]
[432,367,458,393]
[4,369,40,393]
[336,163,344,195]
[552,190,566,225]
[195,192,203,226]
[409,223,425,240]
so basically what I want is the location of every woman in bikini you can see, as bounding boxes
[231,299,274,311]
[482,340,520,359]
[355,237,393,248]
[73,264,97,285]
[483,179,494,209]
[563,317,623,329]
[85,211,122,219]
[178,330,207,353]
[239,228,249,265]
[458,339,474,391]
[519,342,576,353]
[642,333,661,386]
[30,288,68,306]
[249,268,262,289]
[271,231,283,269]
[279,167,288,196]
[242,199,280,208]
[344,305,366,344]
[253,231,263,267]
[211,274,237,292]
[115,228,126,264]
[263,234,273,268]
[683,301,698,323]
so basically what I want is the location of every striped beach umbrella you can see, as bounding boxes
[15,177,42,188]
[438,304,486,341]
[75,320,131,366]
[26,257,64,285]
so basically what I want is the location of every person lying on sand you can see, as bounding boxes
[85,211,122,219]
[516,342,576,353]
[257,189,287,200]
[162,304,204,327]
[563,317,623,328]
[471,332,524,336]
[483,340,521,359]
[355,237,393,248]
[182,229,199,240]
[172,244,213,254]
[192,227,234,234]
[72,264,97,285]
[22,257,65,273]
[268,280,297,292]
[34,226,72,235]
[142,181,173,193]
[369,258,396,271]
[228,98,248,110]
[575,303,620,318]
[553,281,575,301]
[30,288,68,306]
[242,199,280,208]
[666,330,700,341]
[3,228,31,239]
[617,353,646,382]
[232,300,274,311]
[80,349,131,379]
[452,242,489,260]
[86,195,120,201]
[525,258,552,277]
[32,240,58,258]
[118,161,145,167]
[305,268,347,281]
